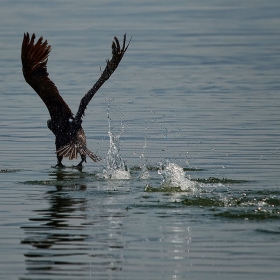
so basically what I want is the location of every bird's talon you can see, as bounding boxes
[55,163,65,168]
[74,163,83,170]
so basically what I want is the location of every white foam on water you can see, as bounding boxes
[158,160,198,191]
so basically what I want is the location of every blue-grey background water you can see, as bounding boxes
[1,0,280,279]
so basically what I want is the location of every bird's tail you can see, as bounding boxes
[56,143,101,162]
[80,146,102,162]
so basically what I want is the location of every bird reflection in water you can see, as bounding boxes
[21,169,89,272]
[21,169,125,277]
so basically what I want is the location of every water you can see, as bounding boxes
[1,0,280,279]
[102,106,131,180]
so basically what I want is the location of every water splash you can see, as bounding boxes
[139,139,150,179]
[158,160,198,191]
[102,106,131,180]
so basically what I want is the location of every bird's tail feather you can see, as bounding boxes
[56,143,101,162]
[82,146,101,162]
[56,143,78,160]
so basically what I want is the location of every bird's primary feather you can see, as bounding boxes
[21,32,73,124]
[75,34,131,121]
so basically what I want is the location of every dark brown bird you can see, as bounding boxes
[21,32,130,168]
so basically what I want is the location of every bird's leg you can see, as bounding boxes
[77,154,87,167]
[55,155,65,168]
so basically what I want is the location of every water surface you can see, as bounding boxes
[1,1,280,279]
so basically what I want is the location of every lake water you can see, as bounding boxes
[1,0,280,279]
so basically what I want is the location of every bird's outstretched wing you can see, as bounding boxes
[75,34,131,121]
[21,33,73,122]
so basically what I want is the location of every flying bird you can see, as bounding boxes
[21,32,130,167]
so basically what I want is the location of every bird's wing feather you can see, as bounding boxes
[21,32,73,121]
[75,34,131,121]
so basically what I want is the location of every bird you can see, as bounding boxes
[21,32,130,168]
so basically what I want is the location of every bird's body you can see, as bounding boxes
[21,32,130,167]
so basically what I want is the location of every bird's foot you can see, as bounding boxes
[54,162,65,168]
[73,163,83,171]
[74,155,86,169]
